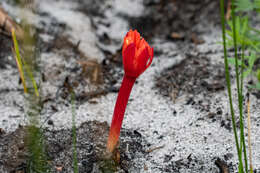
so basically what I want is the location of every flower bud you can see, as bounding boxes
[122,30,154,78]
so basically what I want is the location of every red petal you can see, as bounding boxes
[133,30,141,48]
[123,43,136,76]
[123,34,134,54]
[135,45,150,74]
[148,46,153,58]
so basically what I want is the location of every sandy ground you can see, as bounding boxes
[0,0,260,172]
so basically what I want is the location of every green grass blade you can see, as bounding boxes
[11,29,28,93]
[11,29,39,97]
[22,59,40,97]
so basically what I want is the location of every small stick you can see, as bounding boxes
[226,0,231,20]
[146,145,165,153]
[247,93,253,173]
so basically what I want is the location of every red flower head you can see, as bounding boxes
[122,30,154,78]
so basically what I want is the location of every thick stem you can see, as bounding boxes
[106,75,136,153]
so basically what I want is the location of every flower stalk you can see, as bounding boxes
[107,76,136,153]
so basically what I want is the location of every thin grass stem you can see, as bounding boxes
[11,29,28,93]
[22,59,39,97]
[240,38,248,173]
[11,29,39,97]
[230,0,247,171]
[220,0,244,172]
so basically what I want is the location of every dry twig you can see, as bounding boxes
[226,0,231,20]
[146,145,165,153]
[247,93,253,173]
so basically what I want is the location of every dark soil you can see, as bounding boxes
[155,54,226,101]
[131,0,221,39]
[0,121,149,173]
[162,155,234,173]
[0,34,14,69]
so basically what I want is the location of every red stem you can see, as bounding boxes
[106,75,136,153]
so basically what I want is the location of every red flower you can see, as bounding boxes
[106,30,154,153]
[122,29,154,78]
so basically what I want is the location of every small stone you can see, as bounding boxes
[47,120,54,125]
